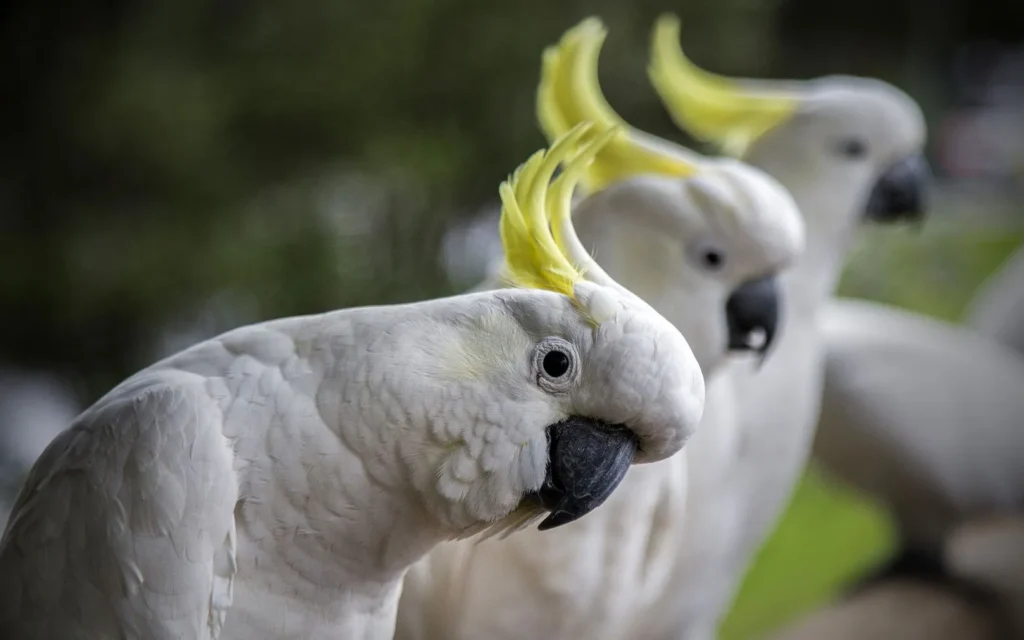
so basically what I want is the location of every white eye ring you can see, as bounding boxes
[533,337,580,394]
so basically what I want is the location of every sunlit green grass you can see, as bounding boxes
[719,215,1023,640]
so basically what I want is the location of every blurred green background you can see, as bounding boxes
[1,0,1022,637]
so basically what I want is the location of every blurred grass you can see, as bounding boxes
[719,212,1024,640]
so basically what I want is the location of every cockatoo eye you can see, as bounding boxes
[701,249,725,270]
[689,239,727,273]
[543,351,571,377]
[534,337,580,393]
[835,137,869,159]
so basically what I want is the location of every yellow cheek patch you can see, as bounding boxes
[438,312,531,381]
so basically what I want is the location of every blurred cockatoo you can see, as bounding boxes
[649,14,929,638]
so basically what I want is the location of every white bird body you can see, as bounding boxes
[398,165,802,639]
[1,309,417,639]
[664,285,828,640]
[0,129,707,639]
[0,304,506,639]
[648,15,930,637]
[647,12,1024,638]
[396,20,805,640]
[399,446,692,639]
[814,298,1024,549]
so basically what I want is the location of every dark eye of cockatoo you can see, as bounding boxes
[701,249,725,270]
[835,137,869,159]
[543,351,571,377]
[534,337,580,392]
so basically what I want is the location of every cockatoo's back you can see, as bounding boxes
[0,370,238,640]
[815,299,1024,548]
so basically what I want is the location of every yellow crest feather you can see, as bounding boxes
[648,14,799,157]
[498,122,618,300]
[537,17,697,192]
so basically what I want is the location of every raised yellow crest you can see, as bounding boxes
[648,14,799,158]
[498,122,614,300]
[537,17,698,193]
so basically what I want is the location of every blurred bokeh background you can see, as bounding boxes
[1,0,1022,637]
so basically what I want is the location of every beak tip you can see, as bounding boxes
[726,275,780,359]
[531,417,638,531]
[536,510,571,531]
[864,154,931,224]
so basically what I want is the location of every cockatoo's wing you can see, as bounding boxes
[814,298,1024,548]
[965,244,1024,356]
[0,371,238,640]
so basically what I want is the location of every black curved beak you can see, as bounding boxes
[864,154,930,224]
[726,275,780,362]
[528,417,638,531]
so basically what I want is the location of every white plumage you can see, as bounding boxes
[649,14,930,637]
[0,130,706,639]
[650,12,1024,638]
[396,19,805,640]
[815,298,1024,549]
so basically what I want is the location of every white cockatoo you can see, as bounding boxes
[653,13,1024,636]
[966,244,1024,355]
[648,14,930,638]
[395,18,805,640]
[0,125,709,640]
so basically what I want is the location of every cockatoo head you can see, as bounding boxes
[649,14,929,250]
[531,18,804,373]
[417,123,704,536]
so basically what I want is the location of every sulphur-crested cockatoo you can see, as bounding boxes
[651,12,1024,606]
[395,18,805,640]
[966,244,1024,355]
[767,514,1024,640]
[0,124,708,640]
[649,14,929,637]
